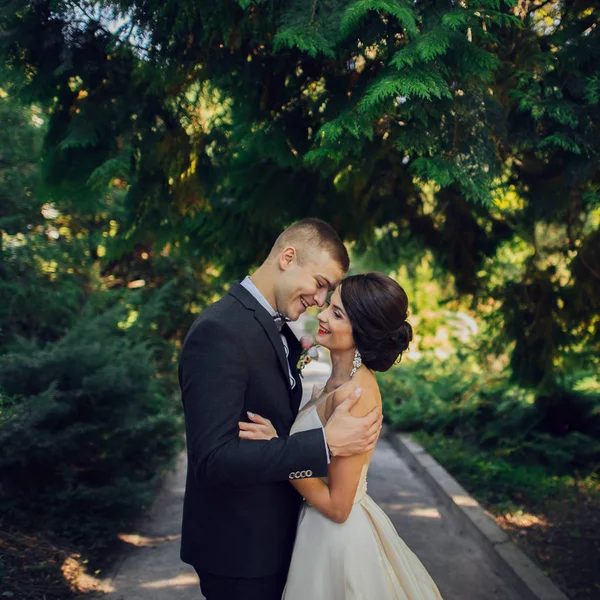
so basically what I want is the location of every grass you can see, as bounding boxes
[411,432,577,512]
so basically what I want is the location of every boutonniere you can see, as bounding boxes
[297,335,320,377]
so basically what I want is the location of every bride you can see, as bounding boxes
[241,272,443,600]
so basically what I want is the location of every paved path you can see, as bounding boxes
[98,340,524,599]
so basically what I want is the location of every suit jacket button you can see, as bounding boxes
[306,470,313,477]
[289,472,295,479]
[295,471,301,478]
[300,470,306,478]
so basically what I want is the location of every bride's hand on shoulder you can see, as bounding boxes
[238,412,278,440]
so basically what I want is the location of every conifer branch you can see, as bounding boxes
[309,0,319,27]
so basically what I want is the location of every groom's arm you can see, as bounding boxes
[180,318,328,487]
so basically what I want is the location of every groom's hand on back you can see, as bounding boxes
[324,384,382,458]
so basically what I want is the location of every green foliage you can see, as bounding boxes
[361,69,452,105]
[0,93,219,564]
[0,304,183,548]
[379,353,600,475]
[0,97,43,234]
[2,0,598,391]
[0,0,520,257]
[340,0,418,39]
[412,432,595,512]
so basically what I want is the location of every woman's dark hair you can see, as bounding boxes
[340,273,413,372]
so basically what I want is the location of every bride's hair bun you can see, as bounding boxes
[340,273,413,372]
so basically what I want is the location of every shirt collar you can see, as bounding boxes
[240,276,278,318]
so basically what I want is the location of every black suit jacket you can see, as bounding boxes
[179,283,328,577]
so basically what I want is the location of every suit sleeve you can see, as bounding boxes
[179,318,328,486]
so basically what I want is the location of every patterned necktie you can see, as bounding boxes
[273,312,288,331]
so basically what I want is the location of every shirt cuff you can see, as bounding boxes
[322,427,331,464]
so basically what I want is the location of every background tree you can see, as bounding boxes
[2,0,597,391]
[0,93,216,596]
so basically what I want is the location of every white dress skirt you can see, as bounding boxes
[283,386,443,600]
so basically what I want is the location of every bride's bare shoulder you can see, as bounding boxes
[331,369,380,416]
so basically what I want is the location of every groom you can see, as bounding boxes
[179,218,382,600]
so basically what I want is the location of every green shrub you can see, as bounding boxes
[413,432,579,512]
[380,354,600,475]
[0,304,183,549]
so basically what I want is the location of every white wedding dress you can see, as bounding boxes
[283,385,443,600]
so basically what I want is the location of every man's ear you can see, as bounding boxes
[279,246,297,271]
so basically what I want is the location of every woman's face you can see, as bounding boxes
[315,285,355,352]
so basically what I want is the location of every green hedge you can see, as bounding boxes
[0,305,183,550]
[379,353,600,476]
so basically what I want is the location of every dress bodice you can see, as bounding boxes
[290,385,369,504]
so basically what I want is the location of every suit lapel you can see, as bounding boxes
[229,283,293,396]
[291,371,303,414]
[283,325,303,413]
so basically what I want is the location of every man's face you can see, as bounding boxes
[274,248,345,321]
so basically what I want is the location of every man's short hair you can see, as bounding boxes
[271,218,350,272]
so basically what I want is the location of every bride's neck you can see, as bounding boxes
[326,348,356,391]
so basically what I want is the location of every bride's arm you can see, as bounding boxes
[290,453,365,523]
[290,385,379,523]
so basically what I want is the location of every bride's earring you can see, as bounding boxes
[350,348,362,378]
